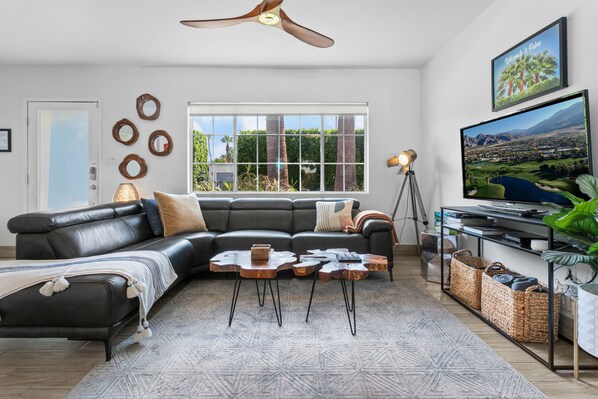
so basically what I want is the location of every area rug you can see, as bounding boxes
[68,278,545,398]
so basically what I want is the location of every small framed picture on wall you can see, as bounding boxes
[0,129,11,152]
[492,17,567,111]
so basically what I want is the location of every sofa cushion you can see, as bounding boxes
[141,198,164,236]
[292,231,369,256]
[0,274,137,328]
[215,230,292,252]
[7,204,115,234]
[177,231,218,266]
[228,198,293,232]
[292,198,360,233]
[15,233,57,260]
[47,217,149,259]
[155,192,207,237]
[109,201,144,217]
[198,198,232,232]
[117,237,195,277]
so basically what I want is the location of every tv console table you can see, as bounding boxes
[440,205,598,372]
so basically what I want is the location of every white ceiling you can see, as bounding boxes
[0,0,495,68]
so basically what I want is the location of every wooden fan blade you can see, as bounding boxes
[279,10,334,48]
[260,0,284,13]
[181,4,261,28]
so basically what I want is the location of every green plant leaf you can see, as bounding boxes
[576,198,597,214]
[577,174,598,199]
[543,209,569,229]
[557,213,598,238]
[560,191,584,206]
[588,242,598,255]
[554,198,598,236]
[541,250,598,266]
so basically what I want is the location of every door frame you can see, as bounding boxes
[23,99,102,212]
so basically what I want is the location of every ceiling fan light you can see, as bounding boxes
[259,13,280,26]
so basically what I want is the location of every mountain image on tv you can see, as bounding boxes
[462,95,590,205]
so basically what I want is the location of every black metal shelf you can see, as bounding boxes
[440,205,598,372]
[443,205,547,225]
[442,224,543,256]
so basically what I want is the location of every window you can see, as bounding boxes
[189,103,367,193]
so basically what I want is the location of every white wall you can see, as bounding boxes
[421,0,598,284]
[0,67,421,245]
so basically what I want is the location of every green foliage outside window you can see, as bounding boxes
[192,128,365,192]
[192,131,209,191]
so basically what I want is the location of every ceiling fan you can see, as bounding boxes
[180,0,334,48]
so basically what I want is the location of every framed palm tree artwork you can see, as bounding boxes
[492,17,567,111]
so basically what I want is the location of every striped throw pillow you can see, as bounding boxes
[314,200,354,232]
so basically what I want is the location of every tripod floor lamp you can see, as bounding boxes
[387,149,429,252]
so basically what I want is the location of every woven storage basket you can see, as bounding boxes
[449,249,504,309]
[480,264,561,343]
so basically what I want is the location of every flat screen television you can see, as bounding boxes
[461,90,592,206]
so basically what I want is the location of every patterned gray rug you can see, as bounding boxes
[68,278,545,398]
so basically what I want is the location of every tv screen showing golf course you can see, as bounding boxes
[461,90,591,205]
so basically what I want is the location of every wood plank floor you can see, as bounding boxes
[1,256,597,398]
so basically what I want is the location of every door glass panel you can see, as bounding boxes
[39,110,89,209]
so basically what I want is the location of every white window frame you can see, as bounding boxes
[187,103,369,194]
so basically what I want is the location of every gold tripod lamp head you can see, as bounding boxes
[386,149,417,174]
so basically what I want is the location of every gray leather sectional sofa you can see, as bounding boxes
[1,197,395,360]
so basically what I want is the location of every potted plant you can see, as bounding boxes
[541,174,598,358]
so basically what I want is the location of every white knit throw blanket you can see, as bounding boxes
[0,251,177,341]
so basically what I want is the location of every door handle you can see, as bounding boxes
[89,166,97,181]
[89,185,97,190]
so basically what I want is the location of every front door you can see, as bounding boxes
[27,101,100,211]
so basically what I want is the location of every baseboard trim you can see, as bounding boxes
[0,246,16,258]
[395,245,420,257]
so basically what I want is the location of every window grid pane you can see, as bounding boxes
[191,112,366,193]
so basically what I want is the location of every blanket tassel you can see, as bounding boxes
[39,276,70,297]
[126,280,146,298]
[134,320,152,341]
[142,320,152,338]
[39,281,55,297]
[134,324,144,342]
[53,276,69,293]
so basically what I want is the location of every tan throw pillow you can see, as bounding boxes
[315,200,355,232]
[154,191,207,237]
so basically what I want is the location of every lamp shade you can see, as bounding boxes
[386,149,418,168]
[398,149,417,166]
[386,155,400,168]
[113,183,140,202]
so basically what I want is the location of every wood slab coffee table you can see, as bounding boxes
[293,249,388,335]
[210,250,305,327]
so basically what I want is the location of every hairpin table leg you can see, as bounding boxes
[268,277,283,327]
[306,271,318,323]
[228,273,242,327]
[255,279,267,306]
[341,280,357,335]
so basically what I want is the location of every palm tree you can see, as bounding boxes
[265,115,289,188]
[221,135,233,163]
[497,64,518,98]
[531,50,557,84]
[514,55,532,92]
[335,116,356,191]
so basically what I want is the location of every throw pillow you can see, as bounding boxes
[314,200,354,232]
[141,198,164,236]
[154,191,207,237]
